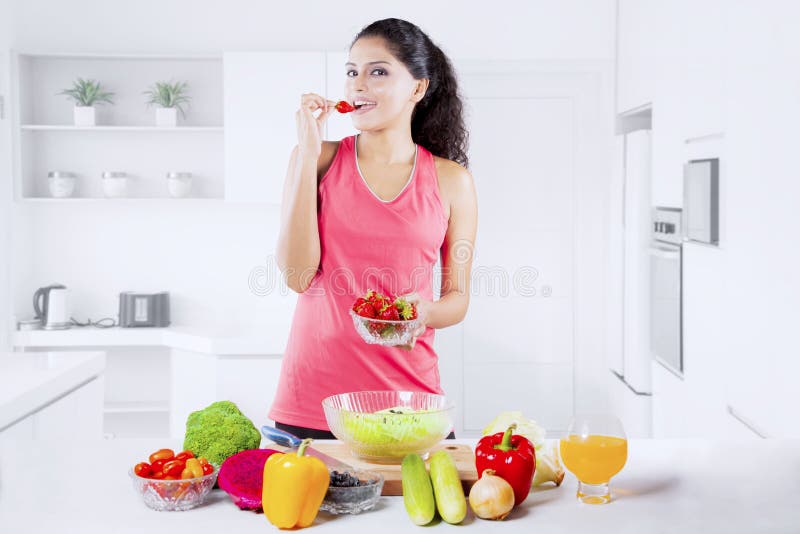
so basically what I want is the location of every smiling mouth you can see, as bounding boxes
[353,101,377,110]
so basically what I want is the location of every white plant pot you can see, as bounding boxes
[102,172,128,198]
[48,172,76,198]
[156,107,178,127]
[166,172,192,198]
[73,106,95,127]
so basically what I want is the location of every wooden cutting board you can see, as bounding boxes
[309,442,478,496]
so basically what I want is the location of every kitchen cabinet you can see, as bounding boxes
[618,1,726,208]
[2,376,105,442]
[223,51,326,203]
[0,351,105,444]
[170,349,282,438]
[616,0,658,113]
[0,415,34,440]
[451,63,610,436]
[0,46,10,351]
[10,52,224,200]
[33,376,104,439]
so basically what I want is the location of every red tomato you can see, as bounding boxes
[133,462,152,478]
[150,470,165,480]
[163,459,186,477]
[164,475,178,480]
[150,459,167,473]
[201,463,214,475]
[175,450,194,462]
[148,448,174,464]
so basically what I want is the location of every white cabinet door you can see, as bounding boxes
[0,416,34,442]
[457,70,581,436]
[0,377,104,442]
[170,349,282,438]
[616,0,658,113]
[224,52,326,203]
[35,376,105,439]
[325,52,359,142]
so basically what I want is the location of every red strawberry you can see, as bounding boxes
[355,302,377,318]
[351,297,367,312]
[380,305,400,321]
[335,100,355,113]
[370,295,386,310]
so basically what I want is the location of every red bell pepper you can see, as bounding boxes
[474,423,536,506]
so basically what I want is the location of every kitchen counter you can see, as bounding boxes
[0,350,105,431]
[11,324,290,355]
[0,438,797,533]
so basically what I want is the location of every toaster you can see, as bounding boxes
[119,291,170,327]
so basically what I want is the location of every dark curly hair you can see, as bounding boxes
[352,18,469,168]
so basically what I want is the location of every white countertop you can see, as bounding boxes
[11,324,290,355]
[0,437,797,533]
[0,350,106,431]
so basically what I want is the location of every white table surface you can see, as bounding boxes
[0,350,105,430]
[0,437,797,533]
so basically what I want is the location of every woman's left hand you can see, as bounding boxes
[397,293,432,351]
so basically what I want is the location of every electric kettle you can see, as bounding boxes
[33,284,71,330]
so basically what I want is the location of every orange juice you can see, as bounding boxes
[559,434,628,484]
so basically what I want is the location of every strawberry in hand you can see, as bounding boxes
[334,100,355,113]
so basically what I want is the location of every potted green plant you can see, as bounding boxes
[143,81,190,127]
[58,78,114,127]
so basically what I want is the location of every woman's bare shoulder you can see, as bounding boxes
[433,155,474,198]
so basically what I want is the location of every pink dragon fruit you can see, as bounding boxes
[218,448,280,511]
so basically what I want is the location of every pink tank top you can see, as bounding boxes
[269,135,449,430]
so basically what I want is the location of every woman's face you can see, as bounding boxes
[345,36,428,132]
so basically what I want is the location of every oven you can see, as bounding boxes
[649,207,683,376]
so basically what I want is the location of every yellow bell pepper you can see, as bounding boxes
[262,438,330,529]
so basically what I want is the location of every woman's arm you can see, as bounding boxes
[275,146,322,293]
[426,162,478,328]
[275,94,335,293]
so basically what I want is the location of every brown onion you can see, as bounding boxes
[468,469,515,520]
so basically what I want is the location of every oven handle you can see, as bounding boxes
[648,245,680,259]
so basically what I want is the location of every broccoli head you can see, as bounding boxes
[183,400,261,465]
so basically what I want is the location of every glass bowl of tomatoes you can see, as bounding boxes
[129,448,218,511]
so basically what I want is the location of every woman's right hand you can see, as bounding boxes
[296,93,336,158]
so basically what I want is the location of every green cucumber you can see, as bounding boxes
[401,454,436,526]
[429,450,467,524]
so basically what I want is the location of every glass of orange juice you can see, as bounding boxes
[559,414,627,504]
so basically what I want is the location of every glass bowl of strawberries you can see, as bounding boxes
[350,290,420,347]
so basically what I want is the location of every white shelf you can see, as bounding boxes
[18,197,225,203]
[21,125,223,132]
[104,401,169,414]
[17,52,222,61]
[12,52,225,199]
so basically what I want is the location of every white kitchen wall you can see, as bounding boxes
[7,0,615,332]
[5,1,616,435]
[616,0,800,438]
[0,0,12,350]
[723,2,800,438]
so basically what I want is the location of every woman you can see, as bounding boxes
[269,18,477,439]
